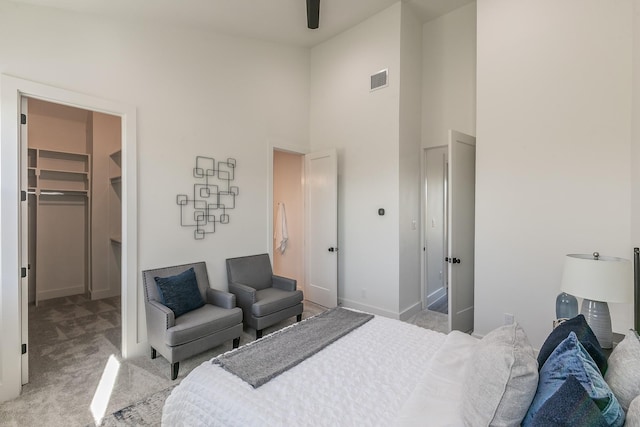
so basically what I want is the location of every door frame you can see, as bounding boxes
[420,144,448,311]
[0,75,140,402]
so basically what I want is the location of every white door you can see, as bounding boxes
[305,149,338,308]
[19,97,29,384]
[448,130,476,333]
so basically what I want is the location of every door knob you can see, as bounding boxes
[328,247,337,252]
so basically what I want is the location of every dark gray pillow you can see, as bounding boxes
[537,314,607,375]
[155,267,204,317]
[530,375,608,427]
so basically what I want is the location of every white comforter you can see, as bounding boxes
[162,314,448,427]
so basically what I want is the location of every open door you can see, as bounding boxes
[447,130,476,333]
[19,97,29,385]
[305,149,338,308]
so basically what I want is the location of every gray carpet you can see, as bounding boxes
[99,386,175,426]
[0,295,325,426]
[0,298,448,426]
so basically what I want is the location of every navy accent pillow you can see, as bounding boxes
[523,332,625,427]
[530,375,608,427]
[155,267,205,317]
[538,314,607,375]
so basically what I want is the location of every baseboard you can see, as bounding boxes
[399,301,423,321]
[90,288,121,300]
[338,298,400,319]
[37,285,85,302]
[427,286,446,309]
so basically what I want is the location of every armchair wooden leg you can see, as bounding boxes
[233,337,240,348]
[256,329,263,339]
[171,362,179,380]
[151,347,157,359]
[296,314,302,322]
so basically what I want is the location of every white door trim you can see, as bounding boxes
[0,75,140,402]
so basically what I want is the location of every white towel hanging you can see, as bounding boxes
[274,202,289,254]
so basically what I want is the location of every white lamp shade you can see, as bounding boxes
[560,254,633,303]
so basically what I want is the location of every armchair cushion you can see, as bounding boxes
[155,267,205,317]
[166,304,242,347]
[252,288,303,317]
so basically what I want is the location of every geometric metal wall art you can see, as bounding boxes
[176,156,239,240]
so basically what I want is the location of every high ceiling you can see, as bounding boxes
[9,0,474,47]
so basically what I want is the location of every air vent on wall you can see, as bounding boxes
[370,69,388,91]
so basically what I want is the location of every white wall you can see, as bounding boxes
[476,0,634,348]
[398,4,423,317]
[0,0,309,400]
[309,4,402,317]
[421,3,476,149]
[0,1,309,281]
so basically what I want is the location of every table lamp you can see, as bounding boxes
[560,252,633,348]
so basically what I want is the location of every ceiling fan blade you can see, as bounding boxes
[307,0,320,29]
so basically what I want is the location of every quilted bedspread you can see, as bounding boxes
[162,313,447,427]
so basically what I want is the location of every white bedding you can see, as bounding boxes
[394,331,479,426]
[162,314,449,427]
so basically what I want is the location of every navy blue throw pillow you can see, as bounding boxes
[530,375,608,427]
[538,315,607,375]
[155,267,204,317]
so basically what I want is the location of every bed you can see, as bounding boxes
[163,259,640,427]
[162,313,471,426]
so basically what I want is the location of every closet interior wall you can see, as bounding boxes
[27,98,121,304]
[272,150,305,293]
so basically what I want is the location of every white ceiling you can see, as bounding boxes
[9,0,474,48]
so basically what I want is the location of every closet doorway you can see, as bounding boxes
[422,130,476,333]
[272,149,305,295]
[22,97,122,383]
[423,145,449,315]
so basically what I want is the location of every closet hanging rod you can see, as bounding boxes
[37,190,87,196]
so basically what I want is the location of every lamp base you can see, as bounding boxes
[581,299,612,349]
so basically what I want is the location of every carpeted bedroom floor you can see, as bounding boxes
[0,296,449,426]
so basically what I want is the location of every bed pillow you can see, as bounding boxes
[522,332,624,427]
[155,267,205,317]
[537,314,607,375]
[461,323,538,427]
[529,375,608,427]
[604,330,640,411]
[626,396,640,427]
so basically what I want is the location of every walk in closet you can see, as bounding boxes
[26,98,121,304]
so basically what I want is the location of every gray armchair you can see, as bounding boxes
[226,253,303,339]
[142,262,243,380]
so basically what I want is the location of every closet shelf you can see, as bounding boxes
[110,235,121,244]
[110,176,121,184]
[38,168,89,177]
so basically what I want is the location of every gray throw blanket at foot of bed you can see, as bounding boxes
[213,307,373,388]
